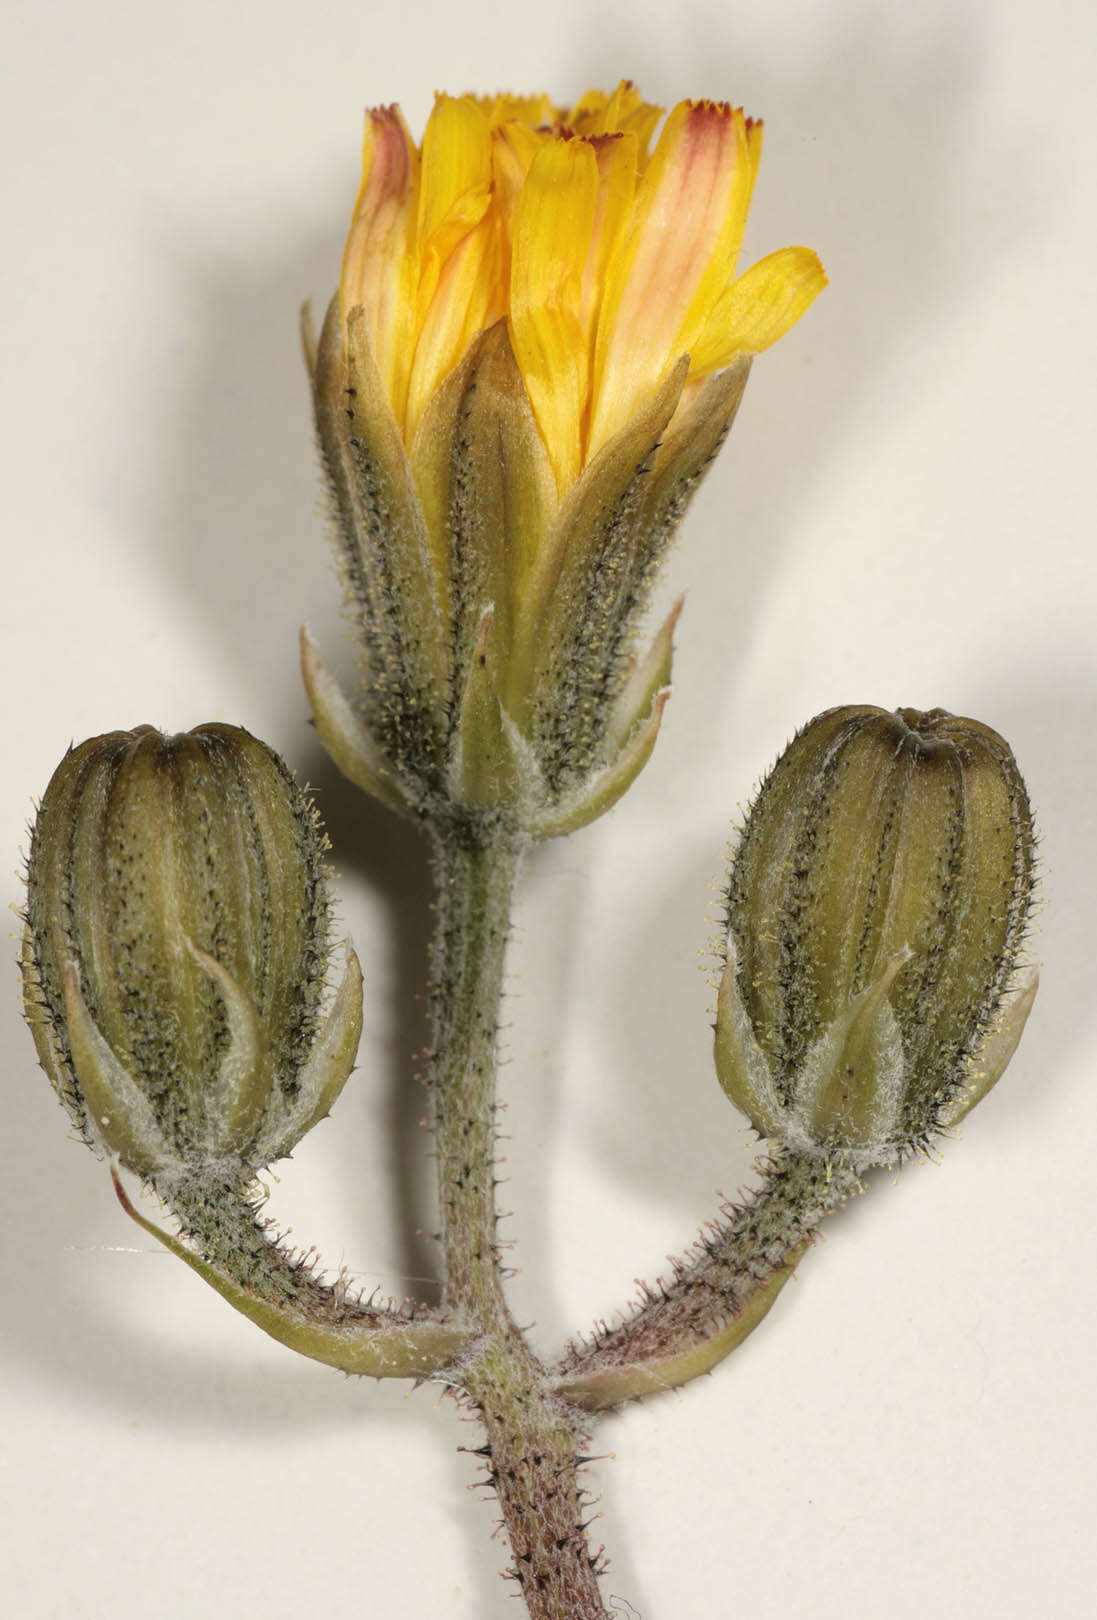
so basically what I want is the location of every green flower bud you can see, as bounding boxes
[715,706,1037,1165]
[22,724,362,1179]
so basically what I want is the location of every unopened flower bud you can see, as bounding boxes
[715,706,1037,1164]
[22,725,362,1179]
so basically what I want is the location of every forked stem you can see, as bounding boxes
[428,824,610,1619]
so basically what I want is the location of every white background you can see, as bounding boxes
[4,2,1095,1616]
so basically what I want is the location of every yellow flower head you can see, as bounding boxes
[306,84,825,829]
[340,83,825,493]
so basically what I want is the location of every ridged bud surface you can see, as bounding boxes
[22,725,362,1178]
[715,706,1036,1163]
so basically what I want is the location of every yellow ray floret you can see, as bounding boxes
[340,83,826,490]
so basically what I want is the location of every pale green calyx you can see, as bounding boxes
[304,291,750,835]
[714,706,1037,1165]
[22,724,362,1179]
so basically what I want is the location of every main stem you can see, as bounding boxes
[430,827,522,1330]
[429,825,610,1620]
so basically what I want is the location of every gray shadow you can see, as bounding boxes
[570,6,1045,688]
[484,838,594,1348]
[295,739,443,1306]
[940,647,1097,1090]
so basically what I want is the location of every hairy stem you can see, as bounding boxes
[552,1152,864,1408]
[131,1168,469,1376]
[461,1344,608,1620]
[160,1169,391,1321]
[430,827,524,1329]
[429,824,610,1619]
